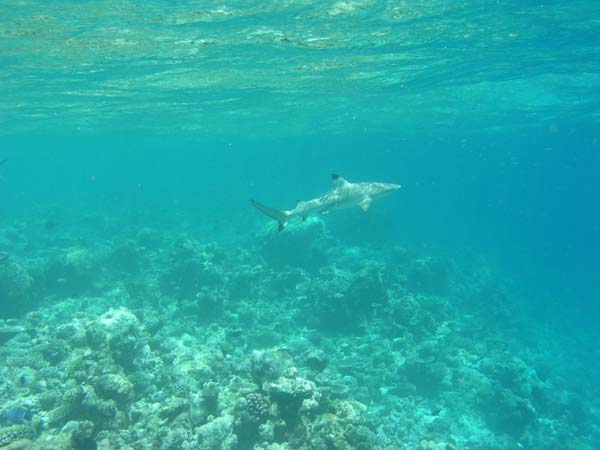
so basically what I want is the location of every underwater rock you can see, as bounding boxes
[158,426,189,449]
[303,349,329,372]
[305,400,372,450]
[233,392,270,445]
[0,254,35,319]
[36,338,70,365]
[178,287,225,322]
[196,415,237,450]
[92,307,145,368]
[254,440,290,450]
[39,391,60,412]
[106,240,147,275]
[80,384,118,424]
[159,397,189,421]
[305,264,388,333]
[228,263,269,300]
[402,359,450,396]
[406,257,450,296]
[250,349,293,384]
[344,266,388,317]
[481,387,536,438]
[0,224,593,449]
[160,237,223,299]
[480,356,533,396]
[201,381,220,416]
[242,392,270,424]
[386,295,420,328]
[2,438,34,450]
[44,246,99,297]
[384,293,448,340]
[256,217,332,271]
[0,323,26,344]
[257,420,276,444]
[70,420,96,450]
[419,439,456,450]
[0,424,36,447]
[389,382,417,397]
[94,373,134,406]
[331,399,367,424]
[135,227,164,250]
[476,354,546,440]
[267,376,317,423]
[49,383,117,430]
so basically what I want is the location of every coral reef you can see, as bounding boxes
[256,217,333,271]
[0,220,597,450]
[0,253,35,319]
[40,245,107,300]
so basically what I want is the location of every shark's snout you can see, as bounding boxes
[378,183,401,196]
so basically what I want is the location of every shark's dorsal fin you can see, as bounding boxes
[331,173,348,189]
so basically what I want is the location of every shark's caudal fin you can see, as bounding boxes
[250,199,291,231]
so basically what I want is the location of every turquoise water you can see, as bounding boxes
[1,1,599,449]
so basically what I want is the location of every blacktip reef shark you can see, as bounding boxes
[251,174,401,231]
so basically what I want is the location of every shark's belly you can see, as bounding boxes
[312,193,359,214]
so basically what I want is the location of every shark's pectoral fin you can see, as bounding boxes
[359,197,372,212]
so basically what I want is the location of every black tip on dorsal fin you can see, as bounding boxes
[332,173,339,180]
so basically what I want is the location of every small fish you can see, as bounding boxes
[44,219,58,231]
[4,406,30,425]
[430,407,442,416]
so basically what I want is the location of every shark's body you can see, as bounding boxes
[251,174,401,231]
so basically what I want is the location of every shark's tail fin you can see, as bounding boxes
[250,199,291,231]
